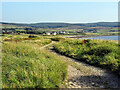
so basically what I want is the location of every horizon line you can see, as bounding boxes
[0,21,118,24]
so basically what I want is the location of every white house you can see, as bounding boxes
[53,32,57,35]
[46,32,51,35]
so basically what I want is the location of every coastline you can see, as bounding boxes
[65,35,119,40]
[65,35,119,38]
[64,35,119,43]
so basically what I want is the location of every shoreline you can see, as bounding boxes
[65,35,119,40]
[66,35,118,38]
[65,35,119,43]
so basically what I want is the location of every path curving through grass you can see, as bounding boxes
[46,41,119,88]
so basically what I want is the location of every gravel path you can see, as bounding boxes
[50,47,119,88]
[42,42,119,89]
[67,65,119,88]
[40,41,55,50]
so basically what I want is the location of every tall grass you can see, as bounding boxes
[54,38,120,75]
[2,41,67,88]
[2,34,52,47]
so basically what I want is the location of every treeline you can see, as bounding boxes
[2,28,46,34]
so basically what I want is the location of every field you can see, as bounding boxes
[54,38,120,75]
[1,33,120,88]
[2,34,67,88]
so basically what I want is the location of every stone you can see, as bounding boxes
[91,82,95,86]
[99,85,104,88]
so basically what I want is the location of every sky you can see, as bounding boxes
[2,2,118,23]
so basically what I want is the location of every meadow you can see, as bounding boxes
[2,34,120,88]
[54,38,120,75]
[2,34,67,88]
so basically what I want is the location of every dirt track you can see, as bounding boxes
[41,42,119,88]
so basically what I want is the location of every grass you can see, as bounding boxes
[97,29,119,35]
[54,38,120,75]
[2,35,67,88]
[2,34,53,47]
[16,29,26,32]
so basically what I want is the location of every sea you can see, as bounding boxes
[80,36,119,41]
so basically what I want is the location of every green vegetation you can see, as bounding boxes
[2,35,67,88]
[1,22,119,36]
[1,33,120,88]
[54,38,120,75]
[97,29,118,35]
[16,29,26,32]
[1,21,119,88]
[2,34,52,47]
[1,22,119,28]
[50,37,65,41]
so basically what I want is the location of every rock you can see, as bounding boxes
[68,81,73,85]
[65,83,68,85]
[99,85,104,88]
[72,83,77,86]
[78,86,81,88]
[91,82,95,86]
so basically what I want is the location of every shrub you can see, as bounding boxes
[54,38,120,75]
[51,37,65,41]
[28,35,37,38]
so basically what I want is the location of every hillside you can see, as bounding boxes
[0,22,119,29]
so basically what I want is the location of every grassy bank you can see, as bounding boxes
[2,38,67,88]
[54,38,120,75]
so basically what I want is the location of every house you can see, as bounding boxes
[58,31,66,34]
[62,31,66,34]
[45,32,57,35]
[53,32,57,35]
[46,32,51,35]
[2,28,16,34]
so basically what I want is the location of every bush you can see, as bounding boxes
[54,38,120,75]
[51,37,65,41]
[28,35,37,38]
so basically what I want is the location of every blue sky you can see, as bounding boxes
[2,2,118,23]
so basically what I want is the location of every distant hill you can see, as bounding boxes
[0,22,119,28]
